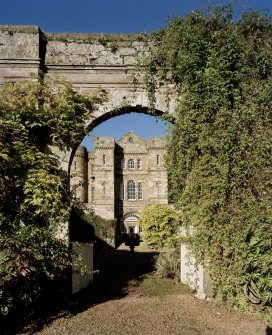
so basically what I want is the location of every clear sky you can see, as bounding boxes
[1,0,271,150]
[1,0,271,34]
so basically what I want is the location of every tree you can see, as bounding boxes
[144,5,272,309]
[140,203,181,248]
[0,77,106,315]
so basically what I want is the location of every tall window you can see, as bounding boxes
[128,159,135,170]
[91,187,95,203]
[137,159,142,169]
[156,154,160,165]
[156,181,161,198]
[120,182,124,200]
[91,164,95,175]
[121,159,126,170]
[127,180,136,200]
[103,154,106,165]
[138,182,143,200]
[102,181,106,198]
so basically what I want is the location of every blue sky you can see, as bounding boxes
[1,0,271,34]
[1,0,271,150]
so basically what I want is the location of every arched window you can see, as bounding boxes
[120,182,124,200]
[138,182,143,200]
[137,159,142,169]
[128,159,135,170]
[127,180,136,200]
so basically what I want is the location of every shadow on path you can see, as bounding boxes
[2,244,158,334]
[70,245,159,313]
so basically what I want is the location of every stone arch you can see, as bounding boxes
[120,212,140,235]
[67,105,173,175]
[0,25,210,300]
[86,106,166,134]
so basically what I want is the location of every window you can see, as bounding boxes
[103,154,106,165]
[121,159,126,170]
[138,182,143,200]
[127,180,136,200]
[91,164,95,175]
[91,187,95,203]
[156,181,161,198]
[74,161,77,170]
[120,182,124,200]
[156,154,160,165]
[128,159,135,170]
[102,181,106,198]
[137,159,142,169]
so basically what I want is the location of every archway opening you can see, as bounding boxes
[120,212,140,235]
[69,106,171,248]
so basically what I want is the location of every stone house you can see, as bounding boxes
[70,131,168,239]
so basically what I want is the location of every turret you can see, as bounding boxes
[70,146,88,203]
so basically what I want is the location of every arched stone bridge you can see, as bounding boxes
[0,25,175,170]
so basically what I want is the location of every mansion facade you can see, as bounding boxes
[70,131,168,237]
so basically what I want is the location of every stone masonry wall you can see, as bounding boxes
[0,25,153,95]
[45,32,151,67]
[0,26,41,84]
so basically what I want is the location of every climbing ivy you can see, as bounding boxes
[144,5,272,312]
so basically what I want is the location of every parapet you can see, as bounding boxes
[147,137,166,149]
[93,136,115,149]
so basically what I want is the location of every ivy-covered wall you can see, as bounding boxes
[144,6,272,314]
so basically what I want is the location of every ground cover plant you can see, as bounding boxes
[144,4,272,318]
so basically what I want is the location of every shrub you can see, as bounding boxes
[83,212,116,245]
[140,203,181,248]
[0,78,105,315]
[154,249,180,280]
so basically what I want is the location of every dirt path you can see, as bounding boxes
[15,245,271,335]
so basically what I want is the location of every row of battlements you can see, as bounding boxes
[93,132,165,151]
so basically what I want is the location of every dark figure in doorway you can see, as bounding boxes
[124,227,140,252]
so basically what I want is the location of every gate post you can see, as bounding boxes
[180,230,213,299]
[71,242,94,295]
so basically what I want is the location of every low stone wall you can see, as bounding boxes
[72,242,94,295]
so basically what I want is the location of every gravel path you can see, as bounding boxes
[32,295,269,335]
[15,245,271,335]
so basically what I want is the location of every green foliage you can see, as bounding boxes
[144,6,272,309]
[83,212,116,244]
[140,203,181,248]
[0,77,106,315]
[154,249,180,280]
